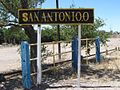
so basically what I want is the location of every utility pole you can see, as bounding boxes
[56,0,61,60]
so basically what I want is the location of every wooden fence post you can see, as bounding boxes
[21,41,32,89]
[95,36,101,63]
[72,37,78,71]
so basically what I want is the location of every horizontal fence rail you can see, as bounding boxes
[29,38,117,73]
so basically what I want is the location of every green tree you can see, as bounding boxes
[2,26,28,44]
[41,17,111,46]
[0,28,4,44]
[42,27,58,42]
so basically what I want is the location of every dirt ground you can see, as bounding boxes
[0,46,21,73]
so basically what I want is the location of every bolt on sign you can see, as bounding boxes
[18,9,94,25]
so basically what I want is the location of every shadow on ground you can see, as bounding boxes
[1,58,120,90]
[0,73,22,90]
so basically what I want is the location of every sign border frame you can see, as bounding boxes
[18,8,94,25]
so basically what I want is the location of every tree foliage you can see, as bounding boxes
[0,28,4,44]
[0,27,28,44]
[41,17,111,45]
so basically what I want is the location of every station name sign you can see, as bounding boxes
[18,9,94,25]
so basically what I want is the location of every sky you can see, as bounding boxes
[41,0,120,32]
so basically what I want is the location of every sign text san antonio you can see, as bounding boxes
[18,9,94,24]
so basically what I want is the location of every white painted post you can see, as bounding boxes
[37,25,42,85]
[77,25,81,88]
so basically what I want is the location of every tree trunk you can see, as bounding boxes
[24,25,37,73]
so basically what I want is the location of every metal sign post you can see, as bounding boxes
[37,25,42,85]
[77,25,81,88]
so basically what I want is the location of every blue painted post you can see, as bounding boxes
[95,36,101,63]
[72,37,78,71]
[21,41,32,89]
